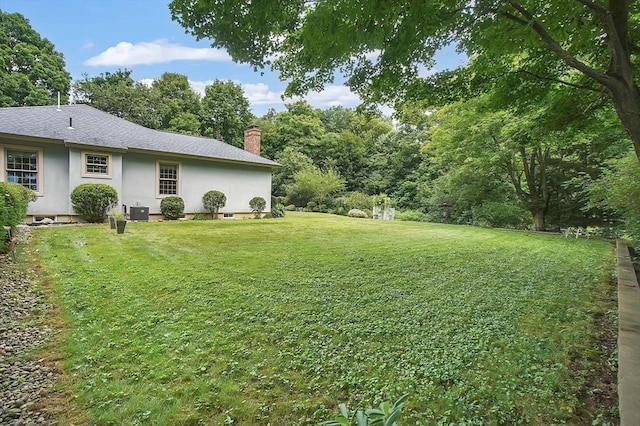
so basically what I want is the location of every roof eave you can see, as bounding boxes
[126,148,281,168]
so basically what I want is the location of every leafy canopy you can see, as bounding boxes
[0,10,71,106]
[169,1,640,160]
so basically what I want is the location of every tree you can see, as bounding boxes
[425,93,627,230]
[151,72,201,132]
[287,167,345,209]
[73,70,161,129]
[588,154,640,240]
[202,190,227,219]
[0,10,71,106]
[272,147,315,197]
[200,80,253,147]
[261,100,326,160]
[170,1,640,162]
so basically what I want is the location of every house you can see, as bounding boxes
[0,104,278,222]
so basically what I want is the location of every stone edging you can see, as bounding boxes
[616,240,640,426]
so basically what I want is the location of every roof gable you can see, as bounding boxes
[0,104,278,167]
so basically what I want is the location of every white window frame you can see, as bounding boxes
[81,151,112,178]
[156,160,181,198]
[0,144,44,196]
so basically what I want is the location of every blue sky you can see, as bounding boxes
[1,0,465,117]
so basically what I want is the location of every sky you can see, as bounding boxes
[1,0,466,117]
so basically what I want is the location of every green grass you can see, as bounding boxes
[34,212,615,425]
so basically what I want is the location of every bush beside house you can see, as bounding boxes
[160,196,185,220]
[70,183,118,223]
[202,190,226,219]
[1,182,36,252]
[249,196,266,218]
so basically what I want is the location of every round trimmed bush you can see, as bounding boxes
[202,190,226,219]
[249,196,266,218]
[348,208,369,218]
[160,196,185,220]
[70,183,118,223]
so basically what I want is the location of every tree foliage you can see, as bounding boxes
[287,167,345,208]
[152,72,201,132]
[0,10,71,107]
[170,1,640,161]
[74,70,162,129]
[588,154,640,240]
[200,80,253,147]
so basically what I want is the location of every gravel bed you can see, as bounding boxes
[1,226,57,425]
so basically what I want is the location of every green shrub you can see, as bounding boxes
[285,204,297,211]
[344,192,373,211]
[271,203,286,218]
[330,206,348,216]
[1,182,36,249]
[348,208,368,218]
[307,201,318,212]
[472,201,530,229]
[395,210,431,222]
[1,182,34,230]
[191,213,209,221]
[71,183,118,223]
[160,196,185,220]
[249,196,267,218]
[202,190,226,219]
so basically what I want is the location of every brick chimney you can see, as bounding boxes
[244,125,261,156]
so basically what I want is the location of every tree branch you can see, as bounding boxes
[502,2,611,86]
[514,70,601,92]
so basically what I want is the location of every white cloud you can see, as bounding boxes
[84,39,231,66]
[82,40,95,50]
[187,79,362,114]
[138,78,155,88]
[241,83,284,105]
[293,85,361,108]
[188,79,214,97]
[188,79,283,106]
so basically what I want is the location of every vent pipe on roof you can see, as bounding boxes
[57,92,61,111]
[68,117,74,129]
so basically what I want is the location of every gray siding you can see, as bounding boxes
[121,152,272,214]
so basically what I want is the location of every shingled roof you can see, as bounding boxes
[0,104,278,167]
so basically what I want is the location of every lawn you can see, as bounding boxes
[34,212,615,425]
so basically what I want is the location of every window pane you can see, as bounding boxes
[159,164,178,195]
[6,150,38,191]
[86,154,109,174]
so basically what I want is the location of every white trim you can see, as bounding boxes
[0,143,44,196]
[81,151,112,179]
[156,160,181,198]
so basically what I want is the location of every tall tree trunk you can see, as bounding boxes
[607,82,640,161]
[532,208,546,231]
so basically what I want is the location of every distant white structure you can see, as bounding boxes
[372,206,395,221]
